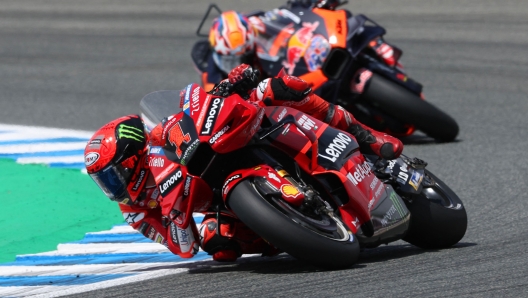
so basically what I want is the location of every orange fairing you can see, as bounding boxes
[202,73,215,92]
[313,8,347,48]
[299,69,328,91]
[268,24,295,57]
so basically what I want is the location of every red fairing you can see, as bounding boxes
[203,94,264,153]
[172,83,264,154]
[148,145,214,230]
[261,106,385,232]
[221,165,305,207]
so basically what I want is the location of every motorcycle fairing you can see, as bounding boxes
[265,106,360,171]
[182,83,206,118]
[311,8,348,47]
[264,106,379,230]
[149,145,212,229]
[383,157,426,194]
[263,106,410,237]
[346,14,386,57]
[355,185,410,247]
[360,54,423,95]
[162,112,200,165]
[255,7,338,77]
[180,83,263,154]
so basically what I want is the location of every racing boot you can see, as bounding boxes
[250,69,403,160]
[329,104,403,160]
[199,216,241,262]
[199,214,281,261]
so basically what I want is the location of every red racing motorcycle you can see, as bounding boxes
[192,1,459,142]
[139,84,467,268]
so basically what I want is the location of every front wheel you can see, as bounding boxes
[402,170,468,249]
[362,73,459,142]
[227,179,360,269]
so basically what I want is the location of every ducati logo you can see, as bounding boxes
[168,122,191,159]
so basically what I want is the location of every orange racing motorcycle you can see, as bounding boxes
[138,83,467,268]
[191,1,459,142]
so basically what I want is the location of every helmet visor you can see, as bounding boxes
[213,52,245,75]
[89,164,131,203]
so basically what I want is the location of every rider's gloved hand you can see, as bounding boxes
[255,75,313,103]
[209,79,233,97]
[228,64,260,98]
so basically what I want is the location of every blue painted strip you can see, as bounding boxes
[70,234,150,244]
[0,149,84,159]
[1,252,211,266]
[0,137,89,145]
[0,273,134,286]
[49,162,85,169]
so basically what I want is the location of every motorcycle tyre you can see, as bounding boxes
[402,170,467,249]
[227,179,360,269]
[361,73,459,142]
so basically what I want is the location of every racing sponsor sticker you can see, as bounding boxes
[170,222,179,245]
[167,122,191,159]
[222,174,241,195]
[281,184,301,198]
[148,157,165,168]
[158,167,183,197]
[346,161,372,186]
[183,176,192,197]
[131,169,146,191]
[298,115,318,131]
[209,125,230,144]
[147,199,158,208]
[177,225,195,253]
[84,152,100,167]
[201,97,223,135]
[123,212,145,224]
[318,132,352,163]
[409,171,423,191]
[87,135,104,149]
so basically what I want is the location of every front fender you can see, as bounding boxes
[221,165,305,207]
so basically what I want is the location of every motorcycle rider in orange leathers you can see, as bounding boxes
[84,64,402,262]
[201,1,402,98]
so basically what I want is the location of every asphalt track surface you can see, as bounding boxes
[2,0,527,297]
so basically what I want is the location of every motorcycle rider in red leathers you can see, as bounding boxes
[84,64,402,262]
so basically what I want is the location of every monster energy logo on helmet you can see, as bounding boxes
[117,124,144,142]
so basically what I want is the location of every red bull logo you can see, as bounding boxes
[283,21,319,75]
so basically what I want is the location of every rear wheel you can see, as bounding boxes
[361,73,459,142]
[402,170,467,248]
[227,179,360,269]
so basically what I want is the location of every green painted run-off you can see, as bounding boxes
[0,159,124,263]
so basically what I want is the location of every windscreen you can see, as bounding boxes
[139,90,184,131]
